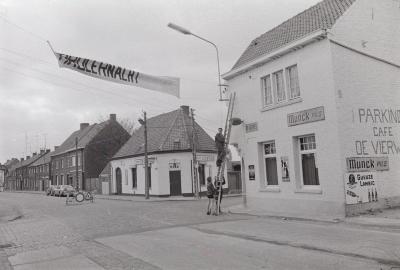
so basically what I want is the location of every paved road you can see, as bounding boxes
[0,192,399,269]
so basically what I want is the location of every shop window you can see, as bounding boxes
[273,70,286,102]
[261,75,273,106]
[286,65,300,99]
[299,135,319,185]
[263,141,278,186]
[131,167,137,188]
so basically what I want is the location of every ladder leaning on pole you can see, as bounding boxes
[216,92,236,215]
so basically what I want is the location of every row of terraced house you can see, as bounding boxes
[2,109,235,196]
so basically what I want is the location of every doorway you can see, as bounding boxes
[169,170,182,196]
[115,168,122,194]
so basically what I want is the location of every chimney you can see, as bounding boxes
[46,149,50,153]
[20,158,24,162]
[40,149,44,154]
[80,123,89,130]
[109,114,116,121]
[54,146,59,151]
[33,152,37,156]
[180,105,189,115]
[26,156,30,160]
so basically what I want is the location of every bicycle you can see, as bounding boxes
[66,189,95,205]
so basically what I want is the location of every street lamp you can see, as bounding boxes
[138,112,149,199]
[168,23,228,102]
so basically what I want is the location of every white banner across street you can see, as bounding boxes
[52,51,180,98]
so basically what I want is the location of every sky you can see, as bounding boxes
[0,0,321,163]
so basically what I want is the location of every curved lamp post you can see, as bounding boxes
[168,23,228,102]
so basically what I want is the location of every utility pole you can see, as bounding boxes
[143,112,149,199]
[75,137,79,191]
[191,108,199,198]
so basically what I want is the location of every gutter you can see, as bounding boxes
[222,29,328,80]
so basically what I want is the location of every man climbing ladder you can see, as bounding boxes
[214,93,236,215]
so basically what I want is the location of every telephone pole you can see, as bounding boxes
[75,137,79,190]
[191,108,199,198]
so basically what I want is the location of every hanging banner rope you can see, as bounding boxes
[47,41,180,98]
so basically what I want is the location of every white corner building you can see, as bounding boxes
[223,0,400,219]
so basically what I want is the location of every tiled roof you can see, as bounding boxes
[18,154,43,168]
[113,107,217,159]
[51,121,110,156]
[231,0,356,70]
[30,151,52,167]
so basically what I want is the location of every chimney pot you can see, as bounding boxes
[180,105,190,115]
[26,156,30,160]
[20,158,24,162]
[40,150,44,154]
[80,123,90,130]
[109,114,116,121]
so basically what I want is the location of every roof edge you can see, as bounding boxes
[223,29,327,80]
[111,149,217,161]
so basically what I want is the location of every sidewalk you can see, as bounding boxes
[3,190,241,202]
[228,203,400,230]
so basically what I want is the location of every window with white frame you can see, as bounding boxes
[263,141,278,186]
[286,65,300,99]
[299,135,319,185]
[273,70,286,102]
[261,75,273,106]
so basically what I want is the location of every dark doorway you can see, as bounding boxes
[169,170,182,196]
[115,168,122,194]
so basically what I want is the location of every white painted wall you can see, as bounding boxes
[331,43,400,200]
[227,39,345,219]
[110,152,220,196]
[330,0,400,66]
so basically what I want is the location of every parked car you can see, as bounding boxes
[54,185,75,197]
[61,185,75,197]
[46,185,55,196]
[51,185,62,196]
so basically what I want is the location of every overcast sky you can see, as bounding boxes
[0,0,321,163]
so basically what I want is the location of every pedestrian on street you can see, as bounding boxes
[215,128,225,167]
[206,177,216,215]
[214,176,226,214]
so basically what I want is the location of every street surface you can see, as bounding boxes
[0,192,399,269]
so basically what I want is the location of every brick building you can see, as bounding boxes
[15,153,45,190]
[50,114,130,191]
[28,149,52,191]
[223,0,400,219]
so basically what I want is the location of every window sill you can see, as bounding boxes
[294,187,322,194]
[261,97,302,112]
[259,186,281,192]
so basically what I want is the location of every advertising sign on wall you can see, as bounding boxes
[344,172,379,204]
[248,165,255,181]
[281,156,290,182]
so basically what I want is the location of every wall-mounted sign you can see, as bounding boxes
[135,157,156,166]
[346,156,389,172]
[344,172,379,204]
[196,154,215,162]
[248,165,255,181]
[281,156,290,182]
[287,106,325,127]
[245,122,258,133]
[169,160,180,170]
